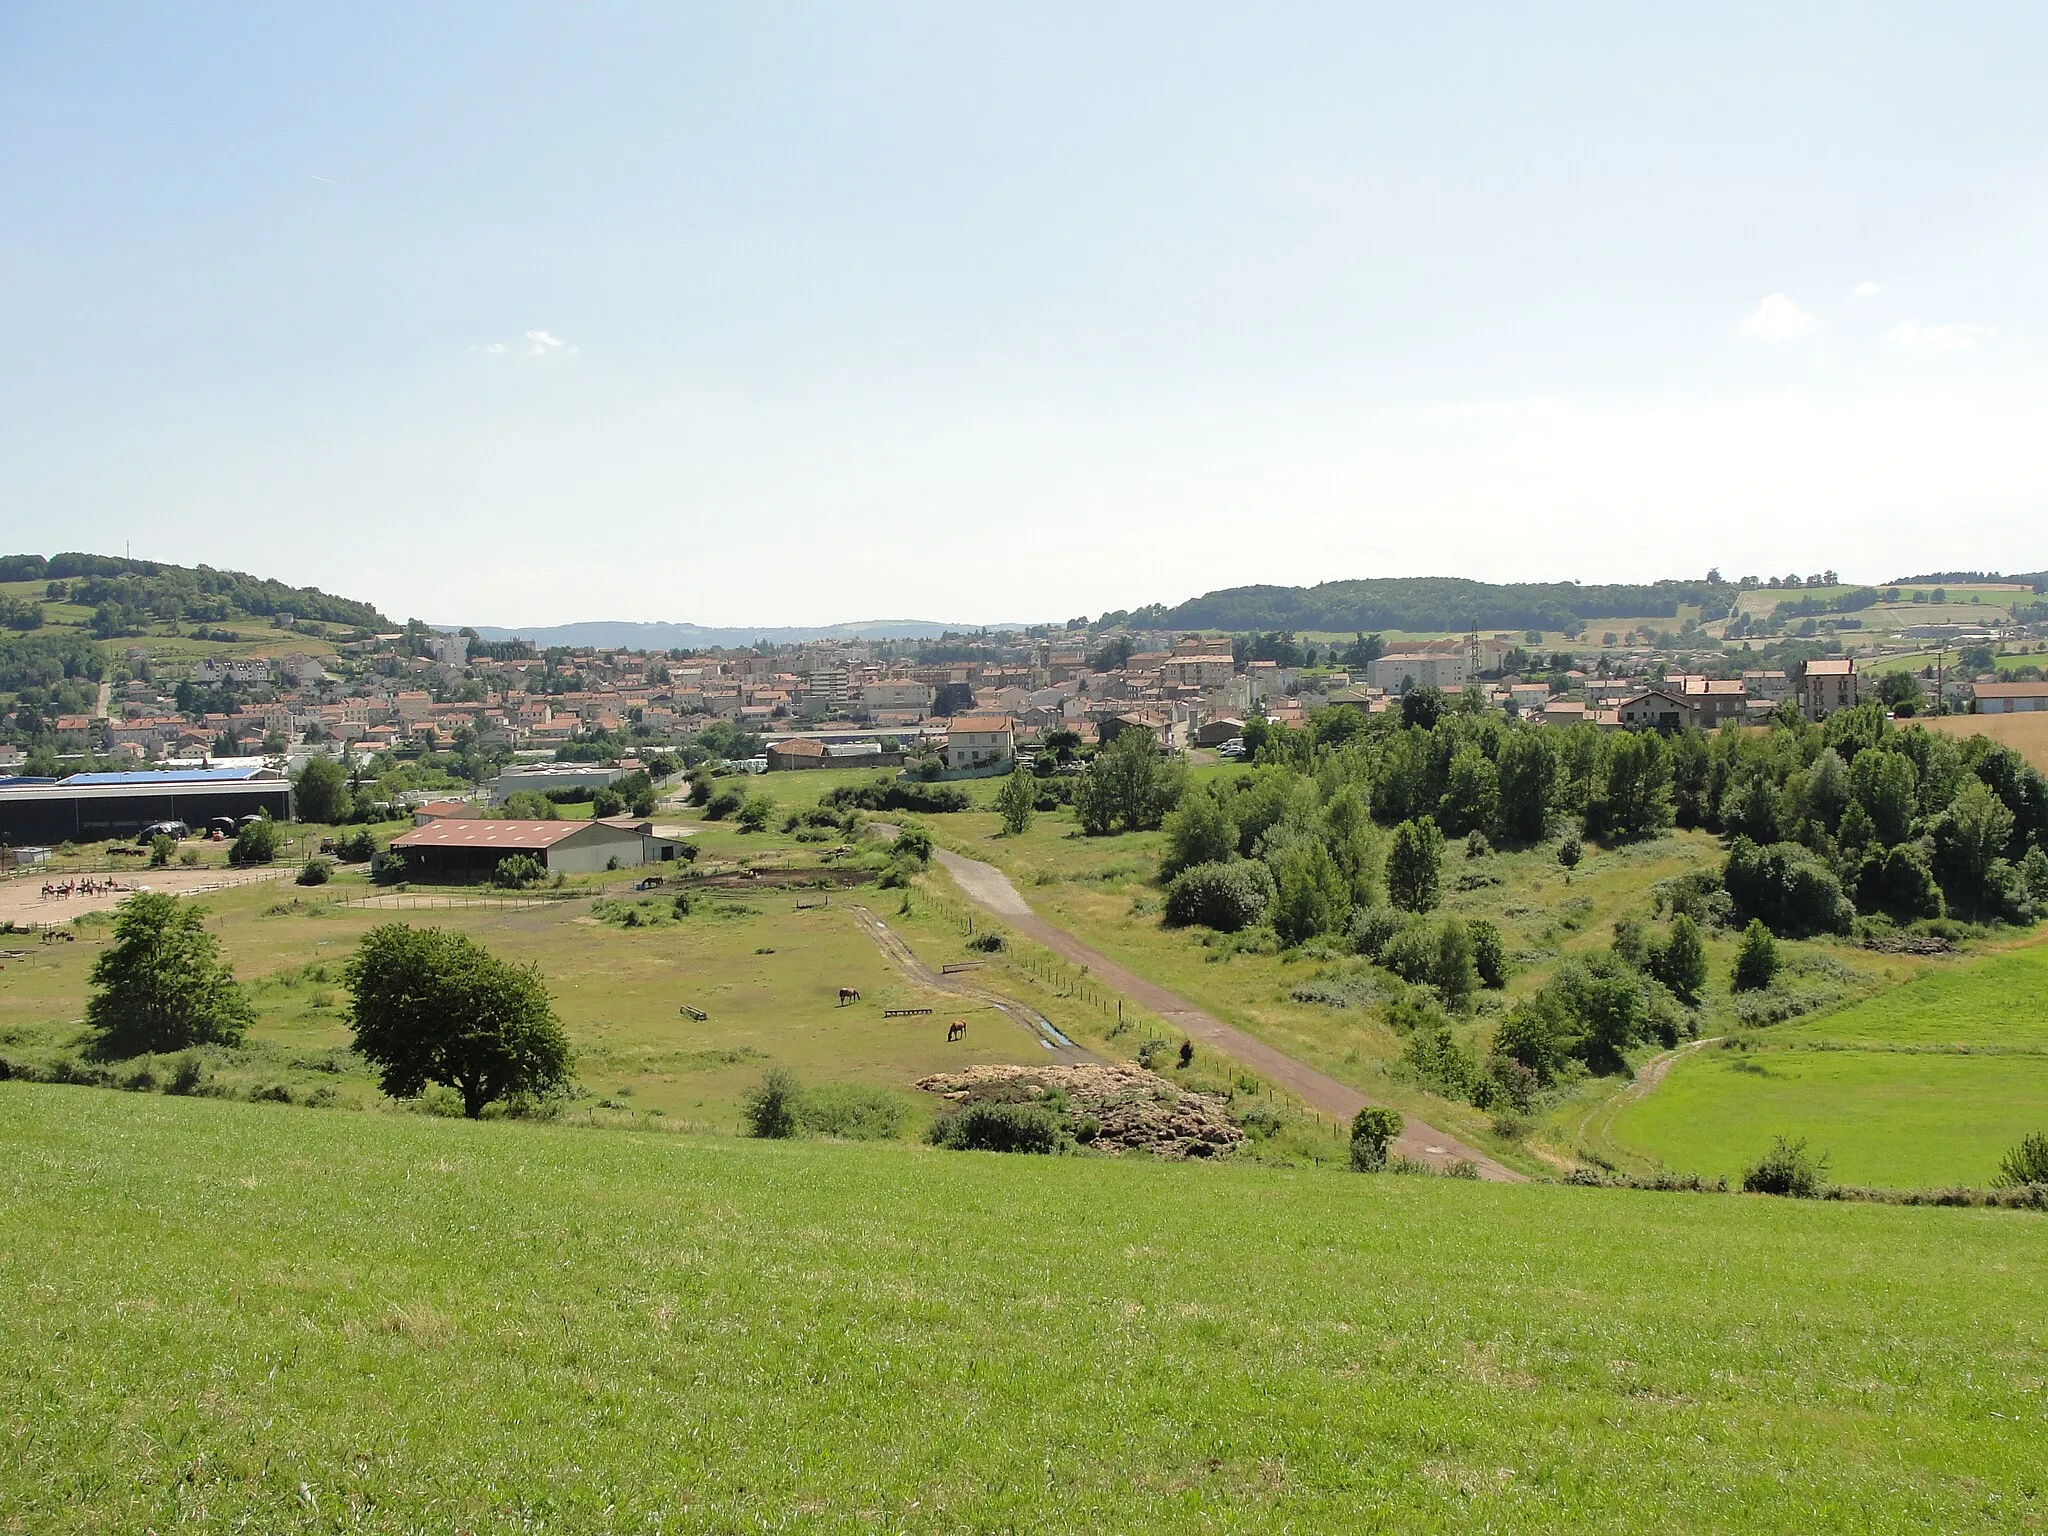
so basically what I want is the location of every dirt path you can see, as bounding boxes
[0,866,291,925]
[847,903,1094,1064]
[1568,1036,1721,1166]
[928,846,1524,1182]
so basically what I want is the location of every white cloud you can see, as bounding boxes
[523,330,572,355]
[1740,293,1814,341]
[1888,320,1992,352]
[1852,281,1882,299]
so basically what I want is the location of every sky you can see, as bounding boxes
[3,4,2047,628]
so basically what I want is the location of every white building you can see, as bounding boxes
[1368,652,1471,692]
[944,714,1015,773]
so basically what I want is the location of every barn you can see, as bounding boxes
[387,817,683,879]
[0,767,295,845]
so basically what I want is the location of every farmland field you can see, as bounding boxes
[2,1084,2045,1533]
[1604,936,2048,1187]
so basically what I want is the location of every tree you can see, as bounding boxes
[1467,918,1509,989]
[1320,784,1381,906]
[295,755,349,824]
[995,767,1037,836]
[1432,918,1478,1012]
[84,893,253,1057]
[1650,914,1708,1005]
[229,815,283,865]
[1732,919,1779,992]
[1386,817,1444,912]
[1875,670,1926,716]
[1160,784,1237,878]
[1081,728,1173,834]
[346,924,573,1118]
[1271,841,1348,945]
[148,833,175,868]
[1850,749,1918,846]
[1436,743,1498,838]
[1929,780,2016,918]
[1349,1106,1403,1171]
[736,794,775,832]
[1587,730,1674,841]
[1992,1131,2048,1189]
[1400,687,1445,730]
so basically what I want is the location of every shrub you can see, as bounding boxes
[1349,1105,1403,1171]
[1732,918,1779,992]
[493,853,545,889]
[821,777,971,814]
[735,795,775,832]
[1648,913,1708,1004]
[1432,919,1477,1012]
[1163,860,1274,933]
[166,1050,208,1096]
[297,857,332,887]
[334,829,378,862]
[1348,905,1410,963]
[1723,837,1855,937]
[1379,922,1438,985]
[928,1101,1064,1154]
[1742,1135,1828,1197]
[229,816,283,865]
[892,825,934,866]
[740,1067,804,1138]
[1464,830,1492,859]
[798,1084,911,1141]
[1557,834,1582,869]
[702,787,744,820]
[1467,918,1509,989]
[148,834,175,868]
[1992,1130,2048,1189]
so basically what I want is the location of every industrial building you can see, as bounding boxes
[387,817,682,879]
[486,764,623,805]
[0,767,294,845]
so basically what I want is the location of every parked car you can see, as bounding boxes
[135,820,189,844]
[206,816,237,838]
[1217,738,1246,759]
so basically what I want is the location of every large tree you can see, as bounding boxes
[85,893,253,1056]
[294,754,349,824]
[1386,817,1444,913]
[345,924,573,1117]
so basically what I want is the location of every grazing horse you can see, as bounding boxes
[838,986,860,1006]
[947,1019,966,1042]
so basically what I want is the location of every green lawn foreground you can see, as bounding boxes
[3,1085,2045,1533]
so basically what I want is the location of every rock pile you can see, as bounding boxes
[914,1062,1247,1159]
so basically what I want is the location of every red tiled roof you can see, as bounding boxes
[392,819,591,850]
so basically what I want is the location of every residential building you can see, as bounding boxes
[860,680,937,719]
[944,714,1015,773]
[1796,659,1859,720]
[1683,679,1750,729]
[1616,690,1688,731]
[1368,652,1471,692]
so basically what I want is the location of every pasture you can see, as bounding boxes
[2,1084,2044,1533]
[1604,935,2048,1187]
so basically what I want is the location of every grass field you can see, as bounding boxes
[1926,710,2048,773]
[1604,936,2048,1187]
[2,1084,2045,1533]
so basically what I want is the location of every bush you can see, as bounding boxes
[493,853,545,890]
[1349,1105,1403,1171]
[1464,830,1492,859]
[703,787,744,820]
[892,825,934,865]
[735,795,775,832]
[928,1101,1064,1154]
[1467,918,1509,989]
[798,1083,911,1141]
[166,1050,208,1096]
[229,816,283,865]
[148,834,175,868]
[1723,837,1855,937]
[334,829,378,863]
[1379,922,1438,985]
[1992,1130,2048,1189]
[740,1067,804,1138]
[1742,1135,1828,1197]
[1647,913,1707,1004]
[1557,834,1582,869]
[1732,918,1780,992]
[821,777,971,814]
[1163,860,1275,933]
[296,857,332,887]
[1348,905,1410,963]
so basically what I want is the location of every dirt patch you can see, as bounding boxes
[915,1062,1246,1160]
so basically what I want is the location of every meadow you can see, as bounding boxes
[1604,935,2048,1186]
[2,1083,2044,1533]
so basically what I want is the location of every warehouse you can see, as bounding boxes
[0,767,294,845]
[387,816,682,879]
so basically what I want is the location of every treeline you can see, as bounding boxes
[1144,576,1731,635]
[0,631,105,693]
[0,552,389,629]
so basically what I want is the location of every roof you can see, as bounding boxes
[1973,681,2048,698]
[767,737,827,756]
[1803,658,1855,676]
[392,819,605,850]
[1617,689,1688,709]
[61,767,272,786]
[948,714,1015,733]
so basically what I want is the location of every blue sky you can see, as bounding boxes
[3,4,2046,626]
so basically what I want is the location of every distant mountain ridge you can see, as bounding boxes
[1144,576,1735,635]
[457,619,1042,650]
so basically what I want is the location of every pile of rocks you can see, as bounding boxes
[915,1062,1246,1159]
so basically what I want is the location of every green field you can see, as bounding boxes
[3,1084,2045,1533]
[1604,937,2048,1187]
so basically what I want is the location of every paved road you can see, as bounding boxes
[931,846,1524,1182]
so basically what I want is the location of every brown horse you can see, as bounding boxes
[947,1019,966,1042]
[838,986,860,1006]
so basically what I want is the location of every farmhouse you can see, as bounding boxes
[765,737,829,771]
[944,714,1015,773]
[389,817,681,878]
[1615,689,1688,731]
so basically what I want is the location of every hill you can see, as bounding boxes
[3,1083,2042,1532]
[1138,575,1735,635]
[0,552,389,634]
[460,617,1040,649]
